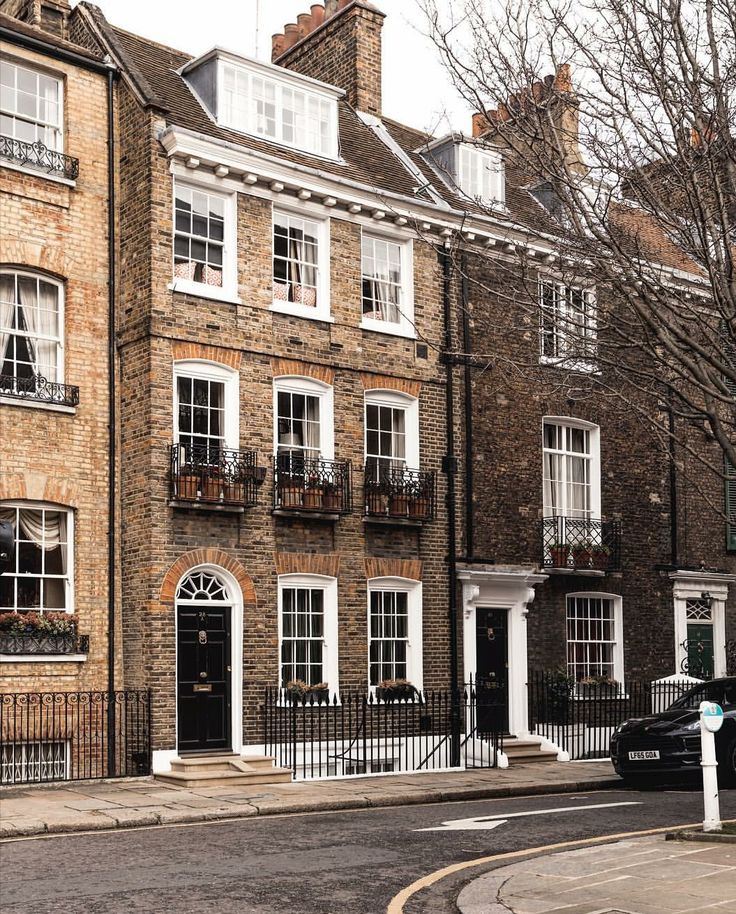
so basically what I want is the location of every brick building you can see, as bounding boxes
[0,1,118,777]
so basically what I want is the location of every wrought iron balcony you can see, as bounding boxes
[542,516,622,573]
[273,454,352,514]
[364,465,436,522]
[170,443,262,508]
[0,135,79,181]
[0,373,79,407]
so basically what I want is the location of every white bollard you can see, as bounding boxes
[699,700,723,833]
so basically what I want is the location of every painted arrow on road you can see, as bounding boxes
[416,800,642,831]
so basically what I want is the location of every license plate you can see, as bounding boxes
[628,750,660,760]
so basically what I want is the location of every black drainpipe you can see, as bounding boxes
[668,402,679,567]
[440,245,461,767]
[460,254,474,560]
[105,63,118,777]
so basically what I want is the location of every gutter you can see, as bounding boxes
[0,24,111,74]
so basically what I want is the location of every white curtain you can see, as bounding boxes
[17,276,59,381]
[304,395,320,456]
[543,452,560,514]
[0,274,14,372]
[391,409,406,471]
[0,507,65,560]
[566,454,589,519]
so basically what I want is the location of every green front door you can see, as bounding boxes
[686,622,714,680]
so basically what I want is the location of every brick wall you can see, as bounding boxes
[0,41,113,693]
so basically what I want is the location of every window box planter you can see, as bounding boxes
[408,495,429,518]
[375,680,419,702]
[175,471,199,500]
[279,484,304,508]
[389,493,410,516]
[366,490,388,515]
[0,632,86,655]
[285,681,330,705]
[303,485,324,509]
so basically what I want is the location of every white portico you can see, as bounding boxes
[458,566,548,738]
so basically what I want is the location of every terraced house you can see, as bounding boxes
[0,0,124,783]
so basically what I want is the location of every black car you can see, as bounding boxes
[610,677,736,786]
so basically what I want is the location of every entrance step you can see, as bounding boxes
[156,754,292,787]
[503,738,559,764]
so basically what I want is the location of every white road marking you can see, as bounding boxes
[416,800,642,831]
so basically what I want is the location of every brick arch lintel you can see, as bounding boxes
[271,358,334,386]
[365,558,423,581]
[0,472,81,509]
[171,341,242,371]
[359,373,421,399]
[1,241,72,281]
[274,552,341,578]
[160,549,257,607]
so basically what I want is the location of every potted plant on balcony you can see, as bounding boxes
[571,541,593,569]
[590,544,611,570]
[389,486,410,516]
[223,469,245,504]
[0,611,78,655]
[322,480,342,511]
[375,678,419,702]
[176,462,199,500]
[303,475,324,509]
[407,480,429,519]
[285,679,330,704]
[576,675,619,698]
[550,542,570,567]
[202,466,223,501]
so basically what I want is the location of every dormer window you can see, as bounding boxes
[423,137,505,207]
[182,51,340,159]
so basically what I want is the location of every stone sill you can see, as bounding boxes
[0,159,76,187]
[544,567,607,578]
[363,515,424,528]
[168,499,247,514]
[0,653,87,663]
[272,508,342,522]
[0,395,76,414]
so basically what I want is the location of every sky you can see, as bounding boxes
[75,0,473,135]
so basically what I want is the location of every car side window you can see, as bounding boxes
[722,684,736,707]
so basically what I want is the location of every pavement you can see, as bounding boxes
[0,760,619,839]
[457,833,736,914]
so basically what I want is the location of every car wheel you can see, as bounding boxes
[718,738,736,788]
[618,772,655,789]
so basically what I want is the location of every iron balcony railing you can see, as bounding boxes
[170,443,261,508]
[0,632,89,656]
[542,515,622,572]
[272,454,352,514]
[0,373,80,408]
[0,136,79,181]
[364,465,436,521]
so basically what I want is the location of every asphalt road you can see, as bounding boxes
[2,784,736,914]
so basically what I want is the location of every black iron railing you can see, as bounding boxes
[542,516,622,572]
[170,443,261,508]
[0,135,79,181]
[0,136,79,181]
[272,454,352,514]
[364,465,436,521]
[0,373,79,407]
[0,633,89,656]
[528,670,695,760]
[262,684,502,780]
[0,690,151,785]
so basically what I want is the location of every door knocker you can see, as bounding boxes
[198,630,208,645]
[486,627,495,641]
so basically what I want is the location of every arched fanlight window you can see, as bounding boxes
[176,570,229,603]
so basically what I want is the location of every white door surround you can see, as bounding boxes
[670,570,735,680]
[459,567,548,738]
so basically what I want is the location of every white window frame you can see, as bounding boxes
[565,591,624,686]
[457,144,505,207]
[367,577,423,693]
[170,178,238,303]
[173,359,239,453]
[0,501,74,615]
[364,389,420,470]
[0,59,64,152]
[271,207,331,322]
[0,269,64,385]
[360,231,415,339]
[539,278,597,370]
[273,376,334,460]
[218,57,339,160]
[542,417,601,520]
[278,574,339,694]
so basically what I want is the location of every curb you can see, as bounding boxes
[0,777,622,839]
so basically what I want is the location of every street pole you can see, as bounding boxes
[699,700,723,833]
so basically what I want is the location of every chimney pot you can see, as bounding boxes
[311,4,325,27]
[272,33,287,59]
[325,0,339,16]
[284,23,299,49]
[472,112,489,137]
[553,63,573,93]
[297,12,314,38]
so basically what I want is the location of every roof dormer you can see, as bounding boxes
[422,135,505,208]
[181,49,343,160]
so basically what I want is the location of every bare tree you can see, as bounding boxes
[419,0,736,484]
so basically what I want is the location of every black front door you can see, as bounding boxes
[177,606,232,753]
[475,608,509,734]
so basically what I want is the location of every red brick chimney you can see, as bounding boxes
[271,1,386,116]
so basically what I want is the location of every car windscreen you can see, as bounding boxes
[669,682,727,709]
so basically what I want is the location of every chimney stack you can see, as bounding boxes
[271,1,386,116]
